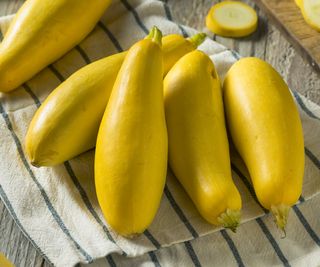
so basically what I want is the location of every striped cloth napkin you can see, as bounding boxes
[0,0,319,266]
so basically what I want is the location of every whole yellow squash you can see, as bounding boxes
[95,27,167,237]
[25,33,205,167]
[223,57,304,232]
[164,50,242,231]
[0,0,111,92]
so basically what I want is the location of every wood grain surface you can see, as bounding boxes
[0,0,319,266]
[254,0,320,72]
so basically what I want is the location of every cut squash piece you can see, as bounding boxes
[295,0,302,8]
[206,1,258,38]
[301,0,320,31]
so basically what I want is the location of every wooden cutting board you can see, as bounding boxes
[254,0,320,72]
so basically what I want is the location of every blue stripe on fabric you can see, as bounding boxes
[98,21,124,52]
[75,45,91,64]
[184,241,202,267]
[256,218,291,267]
[160,1,189,37]
[23,84,41,108]
[63,162,118,244]
[292,91,320,121]
[305,147,320,170]
[0,185,53,266]
[292,206,320,247]
[148,251,161,267]
[290,82,320,180]
[177,25,189,38]
[220,230,245,267]
[144,230,161,249]
[120,0,148,34]
[161,1,172,20]
[106,255,117,267]
[230,50,241,60]
[48,65,65,82]
[299,196,305,203]
[164,185,198,238]
[0,103,93,263]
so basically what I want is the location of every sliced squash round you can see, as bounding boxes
[206,1,258,38]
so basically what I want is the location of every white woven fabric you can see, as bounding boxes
[0,1,319,266]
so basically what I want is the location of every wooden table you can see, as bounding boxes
[0,0,319,266]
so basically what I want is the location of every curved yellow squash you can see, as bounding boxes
[25,33,205,167]
[95,27,167,237]
[25,52,125,166]
[0,0,111,93]
[162,33,206,76]
[164,50,242,231]
[223,57,304,231]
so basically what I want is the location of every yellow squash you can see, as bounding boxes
[95,27,167,237]
[164,50,242,231]
[0,0,111,93]
[25,52,125,167]
[223,57,304,232]
[162,33,206,76]
[206,1,258,38]
[25,33,205,167]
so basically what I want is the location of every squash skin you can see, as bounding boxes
[223,57,304,230]
[0,0,111,93]
[94,35,167,237]
[161,34,196,76]
[164,50,241,229]
[25,52,125,167]
[25,34,200,167]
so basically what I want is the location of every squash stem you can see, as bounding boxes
[187,33,207,48]
[30,161,40,168]
[146,26,162,47]
[271,204,290,237]
[217,209,241,233]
